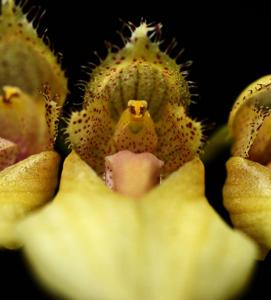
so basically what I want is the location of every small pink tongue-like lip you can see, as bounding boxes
[105,150,164,198]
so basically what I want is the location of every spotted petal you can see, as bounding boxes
[66,23,202,176]
[229,75,271,161]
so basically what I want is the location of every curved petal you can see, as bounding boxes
[224,156,271,256]
[17,152,257,300]
[0,151,60,248]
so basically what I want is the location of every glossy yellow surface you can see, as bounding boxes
[0,151,60,248]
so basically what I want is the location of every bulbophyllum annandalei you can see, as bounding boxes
[14,15,259,300]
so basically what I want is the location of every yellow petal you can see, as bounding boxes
[0,151,60,248]
[18,151,257,300]
[224,156,271,256]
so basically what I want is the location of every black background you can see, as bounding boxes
[1,1,271,299]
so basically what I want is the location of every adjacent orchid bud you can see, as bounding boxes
[223,75,271,256]
[0,0,67,248]
[66,23,203,178]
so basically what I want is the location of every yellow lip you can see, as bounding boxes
[17,151,258,300]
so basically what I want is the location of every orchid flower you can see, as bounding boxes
[223,75,271,258]
[3,9,258,299]
[0,0,67,248]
